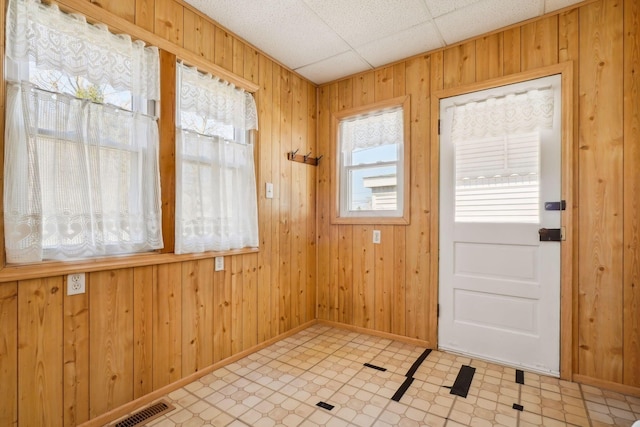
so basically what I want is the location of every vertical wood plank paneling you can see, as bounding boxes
[213,268,232,362]
[230,256,244,354]
[233,38,245,77]
[0,283,17,426]
[279,69,293,332]
[183,9,215,62]
[182,259,214,374]
[290,74,304,329]
[133,266,154,399]
[154,263,182,389]
[214,27,234,71]
[374,225,394,333]
[428,51,443,344]
[578,0,624,382]
[257,53,274,341]
[503,27,522,75]
[476,33,504,80]
[89,270,134,418]
[623,0,640,387]
[352,224,375,328]
[521,15,559,71]
[306,83,318,323]
[134,0,155,32]
[18,278,64,426]
[559,7,580,378]
[328,85,340,323]
[316,85,331,322]
[443,41,476,88]
[90,0,134,22]
[375,66,394,100]
[338,225,353,324]
[404,54,432,340]
[270,63,282,336]
[154,0,183,46]
[244,46,259,85]
[63,288,89,427]
[243,253,258,349]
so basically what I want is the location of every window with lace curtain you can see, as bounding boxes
[175,62,259,254]
[332,96,410,224]
[3,0,163,263]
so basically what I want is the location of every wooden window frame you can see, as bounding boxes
[330,95,411,225]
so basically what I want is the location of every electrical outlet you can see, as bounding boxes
[373,230,381,244]
[67,273,86,295]
[215,256,224,271]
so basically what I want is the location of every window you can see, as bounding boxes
[332,96,410,224]
[3,0,163,263]
[174,62,259,254]
[450,87,555,223]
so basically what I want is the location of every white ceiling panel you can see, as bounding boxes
[435,0,544,45]
[294,51,372,85]
[302,0,432,47]
[356,21,445,68]
[184,0,585,84]
[423,0,484,18]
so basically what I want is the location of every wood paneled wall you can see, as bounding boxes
[317,0,640,392]
[0,0,316,425]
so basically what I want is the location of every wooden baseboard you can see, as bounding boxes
[572,374,640,398]
[317,320,432,348]
[79,320,318,427]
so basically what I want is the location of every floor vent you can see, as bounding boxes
[111,400,175,427]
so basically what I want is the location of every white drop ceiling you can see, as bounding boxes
[184,0,584,85]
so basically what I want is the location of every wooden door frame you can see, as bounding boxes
[429,62,575,381]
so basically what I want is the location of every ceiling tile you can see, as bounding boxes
[423,0,484,18]
[302,0,432,47]
[356,22,445,68]
[184,0,351,69]
[434,0,544,45]
[294,51,372,85]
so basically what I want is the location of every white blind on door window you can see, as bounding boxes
[455,132,540,223]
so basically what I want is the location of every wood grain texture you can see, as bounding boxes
[242,254,259,349]
[91,0,135,22]
[159,50,176,254]
[338,225,353,324]
[154,0,183,46]
[154,263,182,389]
[214,27,233,71]
[279,69,293,333]
[521,15,559,71]
[0,283,17,426]
[18,278,64,426]
[213,268,232,362]
[578,0,624,382]
[476,33,504,81]
[503,27,522,75]
[623,0,640,387]
[443,41,476,89]
[134,0,155,32]
[89,269,134,418]
[182,260,214,374]
[63,285,89,426]
[183,8,214,62]
[407,54,431,342]
[352,225,375,329]
[558,8,580,381]
[270,63,282,337]
[133,266,155,398]
[231,256,244,354]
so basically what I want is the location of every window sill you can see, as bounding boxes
[0,247,260,283]
[331,216,410,226]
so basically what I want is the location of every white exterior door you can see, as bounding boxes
[438,75,562,376]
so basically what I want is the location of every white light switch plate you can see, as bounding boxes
[373,230,381,244]
[266,182,274,199]
[215,256,224,271]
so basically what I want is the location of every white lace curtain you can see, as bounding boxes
[451,88,554,142]
[175,62,259,254]
[4,0,163,263]
[340,107,403,153]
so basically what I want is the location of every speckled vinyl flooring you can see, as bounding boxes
[113,324,640,427]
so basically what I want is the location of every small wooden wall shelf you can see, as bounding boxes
[287,149,322,166]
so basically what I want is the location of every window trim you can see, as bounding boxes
[330,95,411,225]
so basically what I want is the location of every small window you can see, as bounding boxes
[331,96,410,224]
